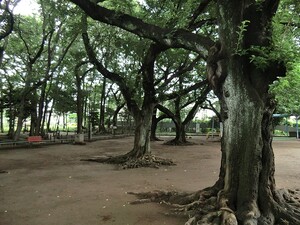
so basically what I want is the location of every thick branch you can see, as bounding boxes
[140,43,168,105]
[188,0,213,29]
[69,0,214,55]
[156,54,203,89]
[183,85,210,126]
[156,104,175,119]
[202,99,221,122]
[0,3,14,40]
[159,79,208,102]
[81,14,138,113]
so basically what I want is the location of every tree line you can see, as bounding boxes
[0,0,214,145]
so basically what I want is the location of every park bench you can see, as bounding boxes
[27,136,42,143]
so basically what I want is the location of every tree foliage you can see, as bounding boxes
[271,62,300,114]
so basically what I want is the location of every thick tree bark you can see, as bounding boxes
[207,1,300,224]
[128,104,155,157]
[175,121,187,143]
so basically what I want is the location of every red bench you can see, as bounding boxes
[27,136,42,143]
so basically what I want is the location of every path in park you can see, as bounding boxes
[0,136,299,225]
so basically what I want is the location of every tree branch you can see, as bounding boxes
[155,53,203,90]
[188,0,213,29]
[81,13,139,113]
[0,2,14,40]
[159,79,208,102]
[69,0,214,55]
[183,85,210,126]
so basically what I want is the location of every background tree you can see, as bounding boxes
[81,11,208,167]
[271,63,300,115]
[0,0,19,66]
[157,85,210,145]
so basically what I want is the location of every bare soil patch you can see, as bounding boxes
[0,136,299,225]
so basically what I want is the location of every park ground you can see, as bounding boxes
[0,136,300,225]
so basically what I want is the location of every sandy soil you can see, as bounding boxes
[0,136,300,225]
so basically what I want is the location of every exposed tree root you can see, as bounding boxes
[81,154,175,169]
[163,139,196,146]
[128,187,300,225]
[150,136,164,141]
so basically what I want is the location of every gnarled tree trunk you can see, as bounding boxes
[128,104,155,158]
[211,1,300,224]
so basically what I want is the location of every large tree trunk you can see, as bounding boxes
[211,1,300,224]
[127,104,155,158]
[174,121,187,143]
[220,68,271,223]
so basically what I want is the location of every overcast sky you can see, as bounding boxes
[14,0,39,15]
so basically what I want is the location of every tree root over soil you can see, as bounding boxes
[163,139,197,146]
[150,136,164,141]
[81,154,175,169]
[128,187,300,225]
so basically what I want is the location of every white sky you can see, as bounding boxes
[14,0,40,15]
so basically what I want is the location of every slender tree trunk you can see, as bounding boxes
[14,98,26,140]
[99,77,107,133]
[150,116,159,141]
[76,81,84,134]
[8,105,15,139]
[0,46,4,67]
[35,82,47,135]
[41,98,50,136]
[29,104,37,136]
[111,102,125,135]
[7,88,15,139]
[0,78,3,133]
[46,103,54,132]
[0,109,3,133]
[150,108,168,141]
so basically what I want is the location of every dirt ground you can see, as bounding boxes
[0,136,300,225]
